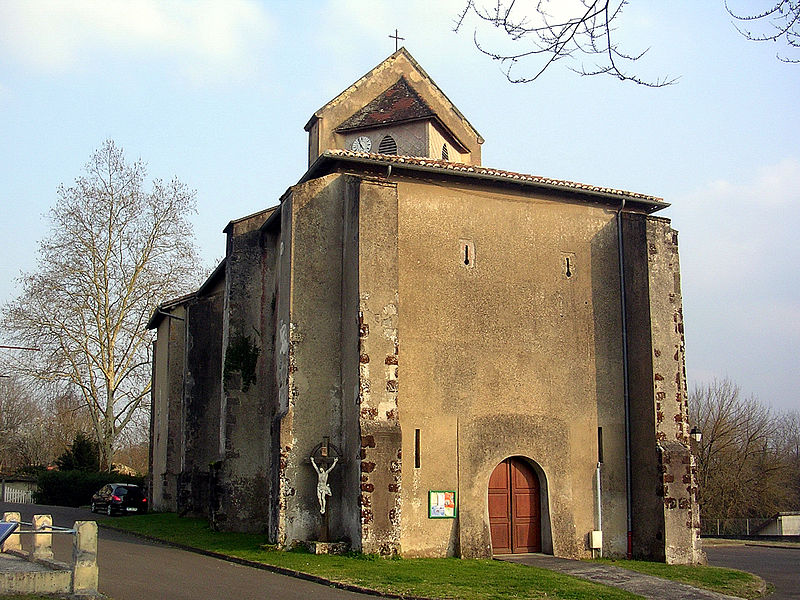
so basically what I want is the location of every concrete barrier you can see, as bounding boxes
[0,512,99,597]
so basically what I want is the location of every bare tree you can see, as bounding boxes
[2,140,199,470]
[727,1,800,63]
[690,379,797,518]
[454,0,677,86]
[0,375,40,471]
[45,388,95,457]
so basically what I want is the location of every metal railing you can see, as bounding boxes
[700,518,773,537]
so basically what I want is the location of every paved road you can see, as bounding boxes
[0,502,376,600]
[706,544,800,600]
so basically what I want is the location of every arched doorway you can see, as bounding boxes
[488,457,541,554]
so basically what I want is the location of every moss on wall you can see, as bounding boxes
[224,335,260,393]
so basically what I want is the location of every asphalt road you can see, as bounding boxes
[6,503,798,600]
[0,502,376,600]
[706,543,800,600]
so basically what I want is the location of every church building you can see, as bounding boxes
[148,48,704,563]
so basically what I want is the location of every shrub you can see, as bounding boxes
[55,432,100,472]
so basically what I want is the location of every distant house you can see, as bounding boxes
[0,476,36,504]
[756,512,800,536]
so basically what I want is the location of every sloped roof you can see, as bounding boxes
[305,48,483,148]
[146,292,195,330]
[301,149,667,211]
[335,77,436,132]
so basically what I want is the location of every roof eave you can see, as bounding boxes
[146,291,195,330]
[300,152,668,213]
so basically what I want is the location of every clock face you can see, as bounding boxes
[351,136,372,153]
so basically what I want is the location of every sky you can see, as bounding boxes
[0,1,798,412]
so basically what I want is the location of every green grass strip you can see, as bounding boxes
[102,513,639,599]
[593,557,766,600]
[96,513,767,600]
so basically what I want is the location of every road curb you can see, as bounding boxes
[97,522,437,600]
[744,542,800,550]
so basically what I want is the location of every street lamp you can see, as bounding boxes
[689,426,702,443]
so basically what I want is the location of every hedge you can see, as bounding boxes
[34,470,144,507]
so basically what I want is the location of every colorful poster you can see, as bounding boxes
[428,490,457,518]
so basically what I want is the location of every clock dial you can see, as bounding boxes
[351,136,372,153]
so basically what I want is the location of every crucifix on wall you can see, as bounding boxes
[309,437,342,542]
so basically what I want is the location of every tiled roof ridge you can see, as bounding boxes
[324,149,664,203]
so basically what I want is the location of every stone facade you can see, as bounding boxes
[148,48,704,564]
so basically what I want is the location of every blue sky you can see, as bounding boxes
[1,1,798,412]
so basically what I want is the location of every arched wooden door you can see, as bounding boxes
[488,457,541,554]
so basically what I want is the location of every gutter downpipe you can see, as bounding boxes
[617,198,633,560]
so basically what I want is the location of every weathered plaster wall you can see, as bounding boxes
[623,213,703,564]
[279,174,348,545]
[590,219,629,558]
[428,122,466,162]
[181,287,224,517]
[275,197,294,547]
[357,179,402,555]
[218,210,274,532]
[149,305,186,512]
[340,176,364,549]
[395,179,627,559]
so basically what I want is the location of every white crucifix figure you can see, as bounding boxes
[310,456,338,514]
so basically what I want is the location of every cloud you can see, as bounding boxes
[674,158,800,409]
[0,0,273,83]
[675,158,800,294]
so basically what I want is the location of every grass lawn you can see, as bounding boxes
[594,557,766,600]
[96,513,764,600]
[98,513,638,600]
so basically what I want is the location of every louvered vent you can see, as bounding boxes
[378,135,398,155]
[441,143,449,161]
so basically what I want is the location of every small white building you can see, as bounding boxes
[756,512,800,536]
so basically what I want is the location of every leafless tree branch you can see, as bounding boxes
[454,0,677,86]
[726,1,800,62]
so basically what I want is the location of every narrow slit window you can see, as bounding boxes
[460,239,475,268]
[597,427,604,463]
[414,428,421,468]
[562,252,576,279]
[441,143,449,161]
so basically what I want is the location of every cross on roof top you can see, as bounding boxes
[389,29,404,52]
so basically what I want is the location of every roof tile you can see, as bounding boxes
[335,77,436,132]
[323,149,664,204]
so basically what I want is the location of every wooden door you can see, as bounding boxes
[488,457,541,554]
